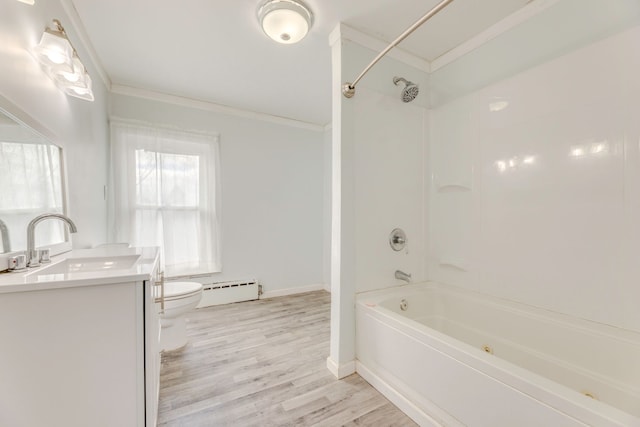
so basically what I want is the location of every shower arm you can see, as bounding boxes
[341,0,455,99]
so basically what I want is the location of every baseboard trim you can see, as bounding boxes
[326,357,356,379]
[260,283,327,300]
[356,361,444,427]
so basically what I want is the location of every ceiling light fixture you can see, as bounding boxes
[32,19,94,101]
[257,0,312,44]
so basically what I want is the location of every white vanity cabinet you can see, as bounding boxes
[0,247,161,427]
[144,273,162,427]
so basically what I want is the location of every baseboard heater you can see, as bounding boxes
[197,280,260,308]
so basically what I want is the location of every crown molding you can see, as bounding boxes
[110,84,326,132]
[59,0,111,90]
[431,0,561,71]
[330,23,430,73]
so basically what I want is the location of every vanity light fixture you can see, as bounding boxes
[32,19,94,101]
[32,20,73,70]
[16,0,35,4]
[257,0,312,44]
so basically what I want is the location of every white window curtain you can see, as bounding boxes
[109,120,221,276]
[0,140,64,250]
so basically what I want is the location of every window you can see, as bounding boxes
[110,120,221,275]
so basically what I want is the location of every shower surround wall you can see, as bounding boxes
[429,24,640,333]
[353,88,427,293]
[333,12,640,422]
[331,9,640,383]
[328,25,429,377]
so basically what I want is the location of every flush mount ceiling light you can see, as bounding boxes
[32,19,94,101]
[257,0,312,44]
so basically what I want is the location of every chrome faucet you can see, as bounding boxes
[0,218,10,253]
[26,213,77,268]
[395,270,411,283]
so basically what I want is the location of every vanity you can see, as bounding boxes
[0,246,162,427]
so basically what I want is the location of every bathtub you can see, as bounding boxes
[355,282,640,427]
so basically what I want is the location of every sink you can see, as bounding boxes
[29,255,141,276]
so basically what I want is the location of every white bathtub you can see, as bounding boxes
[355,283,640,427]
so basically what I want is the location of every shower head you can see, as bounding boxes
[393,76,419,102]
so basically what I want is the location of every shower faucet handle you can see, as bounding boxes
[392,235,405,245]
[389,228,407,251]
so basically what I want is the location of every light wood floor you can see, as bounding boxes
[158,291,417,427]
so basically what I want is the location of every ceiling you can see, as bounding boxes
[69,0,532,126]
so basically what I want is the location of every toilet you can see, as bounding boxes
[159,281,203,351]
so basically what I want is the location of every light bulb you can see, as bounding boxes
[33,27,73,71]
[46,50,66,64]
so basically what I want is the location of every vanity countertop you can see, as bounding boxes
[0,246,160,293]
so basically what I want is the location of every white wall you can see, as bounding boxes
[0,1,109,251]
[429,25,640,332]
[109,92,325,294]
[323,125,332,287]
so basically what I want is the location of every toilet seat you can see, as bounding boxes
[163,281,203,301]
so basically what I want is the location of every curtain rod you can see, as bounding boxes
[342,0,455,99]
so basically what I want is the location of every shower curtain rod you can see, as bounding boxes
[342,0,455,99]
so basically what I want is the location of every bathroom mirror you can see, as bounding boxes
[0,107,68,255]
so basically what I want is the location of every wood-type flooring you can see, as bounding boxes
[157,290,418,426]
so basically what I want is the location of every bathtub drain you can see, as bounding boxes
[400,299,408,311]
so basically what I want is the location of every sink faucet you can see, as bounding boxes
[27,213,77,268]
[395,270,411,283]
[0,218,10,253]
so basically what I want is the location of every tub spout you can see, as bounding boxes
[395,270,411,283]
